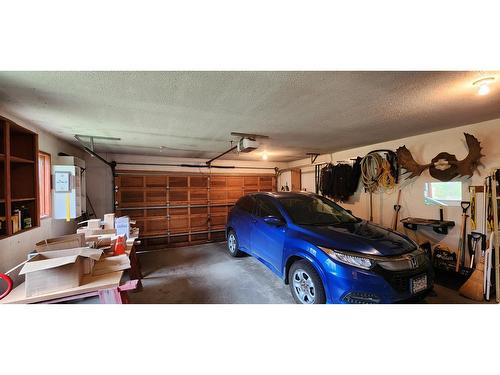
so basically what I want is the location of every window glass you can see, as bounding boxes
[424,181,462,206]
[38,152,51,218]
[255,197,282,218]
[279,195,358,226]
[236,196,255,213]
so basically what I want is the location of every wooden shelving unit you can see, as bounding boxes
[114,171,276,249]
[0,116,40,238]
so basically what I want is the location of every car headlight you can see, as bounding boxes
[318,246,374,270]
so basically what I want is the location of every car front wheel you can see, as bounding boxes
[289,260,326,304]
[227,230,243,257]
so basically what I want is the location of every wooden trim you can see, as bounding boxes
[38,151,51,218]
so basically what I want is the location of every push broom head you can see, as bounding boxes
[458,259,484,301]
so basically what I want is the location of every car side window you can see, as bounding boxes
[236,196,255,214]
[255,197,283,219]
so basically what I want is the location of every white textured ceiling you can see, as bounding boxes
[0,71,499,162]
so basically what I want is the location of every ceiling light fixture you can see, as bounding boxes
[473,77,495,96]
[261,152,268,161]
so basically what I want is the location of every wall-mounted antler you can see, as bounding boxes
[396,133,484,182]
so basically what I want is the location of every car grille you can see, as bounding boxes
[374,260,433,293]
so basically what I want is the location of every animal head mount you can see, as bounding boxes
[396,133,484,181]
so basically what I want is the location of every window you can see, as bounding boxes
[38,151,51,218]
[255,197,283,219]
[424,181,462,206]
[236,196,255,213]
[279,195,358,226]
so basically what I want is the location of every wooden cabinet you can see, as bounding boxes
[0,116,40,238]
[114,172,276,249]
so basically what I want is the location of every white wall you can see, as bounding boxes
[0,112,86,283]
[288,118,500,254]
[85,152,288,218]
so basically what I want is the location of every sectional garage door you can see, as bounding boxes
[114,172,276,249]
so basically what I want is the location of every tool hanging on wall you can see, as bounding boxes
[459,232,487,301]
[456,201,471,272]
[470,186,477,231]
[392,189,402,231]
[486,176,494,232]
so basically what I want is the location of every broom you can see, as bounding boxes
[459,232,486,301]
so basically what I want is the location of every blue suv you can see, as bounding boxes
[226,192,433,304]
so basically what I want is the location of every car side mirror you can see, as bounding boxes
[263,215,285,226]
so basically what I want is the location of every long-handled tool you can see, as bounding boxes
[456,201,471,272]
[485,232,494,301]
[468,232,485,269]
[392,189,402,231]
[459,232,487,301]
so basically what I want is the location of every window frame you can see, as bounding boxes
[38,151,52,219]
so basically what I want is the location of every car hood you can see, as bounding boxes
[295,220,416,257]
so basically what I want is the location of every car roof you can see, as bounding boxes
[247,191,316,199]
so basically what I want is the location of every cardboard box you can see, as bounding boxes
[35,233,85,252]
[19,247,103,297]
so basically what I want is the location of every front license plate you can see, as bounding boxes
[410,274,427,294]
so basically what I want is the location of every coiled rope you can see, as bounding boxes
[361,152,396,192]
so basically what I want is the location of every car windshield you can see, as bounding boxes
[279,195,359,226]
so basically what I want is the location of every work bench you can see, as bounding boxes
[0,237,143,304]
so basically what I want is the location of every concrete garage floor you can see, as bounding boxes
[129,242,481,304]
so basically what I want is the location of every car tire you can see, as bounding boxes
[289,260,326,304]
[227,230,243,257]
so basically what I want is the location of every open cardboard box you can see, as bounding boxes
[19,247,103,297]
[35,233,86,252]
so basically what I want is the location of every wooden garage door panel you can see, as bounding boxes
[190,189,208,203]
[190,216,208,229]
[191,206,208,215]
[210,176,226,188]
[146,190,166,203]
[210,214,227,227]
[147,219,169,233]
[227,176,244,188]
[227,190,244,202]
[170,207,188,216]
[210,206,228,214]
[119,176,144,188]
[145,175,167,187]
[191,233,209,242]
[169,190,188,204]
[244,176,259,189]
[259,176,273,189]
[117,208,144,219]
[169,176,188,188]
[190,176,208,187]
[170,217,189,233]
[120,191,144,207]
[209,189,226,202]
[114,173,275,244]
[147,208,168,217]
